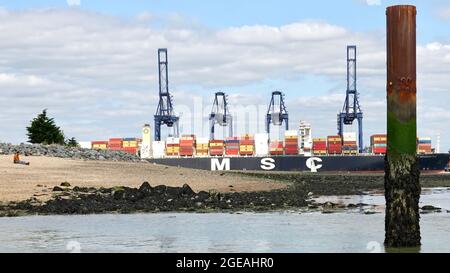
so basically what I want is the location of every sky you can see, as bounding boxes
[0,0,449,151]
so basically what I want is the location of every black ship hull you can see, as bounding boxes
[148,154,449,172]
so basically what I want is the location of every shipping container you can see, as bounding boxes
[343,132,357,141]
[123,147,138,155]
[285,130,299,137]
[123,138,138,148]
[269,141,284,156]
[92,141,108,150]
[210,140,224,156]
[179,135,196,157]
[225,138,240,156]
[152,141,166,158]
[284,131,299,155]
[239,138,254,156]
[327,136,343,155]
[313,138,327,155]
[255,133,269,156]
[195,137,209,156]
[108,138,123,150]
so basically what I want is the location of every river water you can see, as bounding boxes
[0,189,449,253]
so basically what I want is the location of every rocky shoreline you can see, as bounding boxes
[0,143,141,162]
[0,182,312,217]
[1,178,448,217]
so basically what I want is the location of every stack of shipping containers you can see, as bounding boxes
[239,134,255,156]
[254,134,269,156]
[327,135,343,155]
[179,135,196,157]
[270,140,284,155]
[152,141,166,158]
[108,138,123,151]
[196,138,209,156]
[343,133,358,155]
[225,137,240,156]
[312,138,327,155]
[284,130,299,155]
[122,138,138,155]
[209,140,225,156]
[92,141,108,150]
[417,137,432,154]
[371,134,387,154]
[166,137,180,157]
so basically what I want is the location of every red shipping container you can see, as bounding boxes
[226,149,239,156]
[123,147,137,154]
[373,147,387,154]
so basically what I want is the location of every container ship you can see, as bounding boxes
[138,124,449,173]
[86,48,449,173]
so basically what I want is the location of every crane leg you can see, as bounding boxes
[358,116,363,153]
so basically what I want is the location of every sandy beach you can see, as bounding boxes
[0,155,286,202]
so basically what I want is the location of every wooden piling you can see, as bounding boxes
[385,5,421,247]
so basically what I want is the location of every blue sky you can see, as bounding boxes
[0,0,449,151]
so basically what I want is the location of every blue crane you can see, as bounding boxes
[154,48,179,141]
[209,92,233,140]
[337,45,363,153]
[266,91,289,136]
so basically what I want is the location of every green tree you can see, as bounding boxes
[26,109,65,145]
[66,137,79,148]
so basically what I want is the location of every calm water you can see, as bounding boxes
[0,189,449,253]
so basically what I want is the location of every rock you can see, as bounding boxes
[364,210,378,215]
[0,143,141,162]
[60,182,71,187]
[181,184,195,196]
[421,205,441,211]
[322,209,337,214]
[113,189,125,200]
[153,185,167,194]
[139,182,153,194]
[195,191,210,201]
[52,186,64,192]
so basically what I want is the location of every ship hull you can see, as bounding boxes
[147,154,449,173]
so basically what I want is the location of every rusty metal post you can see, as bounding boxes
[385,5,421,247]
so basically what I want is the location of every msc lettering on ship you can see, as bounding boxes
[211,158,231,171]
[211,158,277,171]
[260,158,275,170]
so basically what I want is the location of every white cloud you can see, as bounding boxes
[136,11,153,22]
[438,6,450,20]
[366,0,381,6]
[67,0,81,7]
[0,8,448,150]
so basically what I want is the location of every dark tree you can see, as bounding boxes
[66,137,79,147]
[26,109,65,145]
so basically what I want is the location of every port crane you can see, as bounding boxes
[266,91,289,136]
[209,92,233,140]
[337,45,363,153]
[154,48,179,141]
